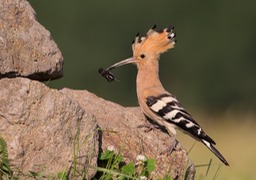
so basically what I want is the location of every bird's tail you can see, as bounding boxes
[201,139,229,166]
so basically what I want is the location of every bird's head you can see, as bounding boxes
[106,24,176,71]
[99,24,176,82]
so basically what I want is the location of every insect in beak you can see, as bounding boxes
[98,68,116,82]
[99,57,136,82]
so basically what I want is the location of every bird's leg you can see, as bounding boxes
[160,138,179,155]
[137,115,161,133]
[160,127,179,155]
[137,123,160,133]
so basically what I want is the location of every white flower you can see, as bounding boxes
[136,154,147,162]
[139,176,147,180]
[107,145,115,151]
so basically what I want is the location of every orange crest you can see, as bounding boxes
[132,24,176,57]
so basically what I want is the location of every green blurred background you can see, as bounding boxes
[28,0,256,179]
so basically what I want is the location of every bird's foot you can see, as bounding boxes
[160,139,179,156]
[137,123,160,133]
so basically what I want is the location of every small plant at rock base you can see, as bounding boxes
[28,170,68,179]
[94,146,156,180]
[0,136,16,180]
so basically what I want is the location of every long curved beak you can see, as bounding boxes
[107,57,137,71]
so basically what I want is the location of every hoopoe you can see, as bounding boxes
[99,24,229,166]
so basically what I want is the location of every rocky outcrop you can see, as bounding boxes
[0,78,99,179]
[0,0,63,81]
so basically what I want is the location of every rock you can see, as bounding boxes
[0,78,99,179]
[62,88,195,179]
[0,0,63,81]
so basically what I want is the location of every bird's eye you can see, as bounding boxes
[140,54,145,58]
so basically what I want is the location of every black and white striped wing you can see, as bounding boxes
[146,93,215,144]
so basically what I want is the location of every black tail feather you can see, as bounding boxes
[201,139,229,166]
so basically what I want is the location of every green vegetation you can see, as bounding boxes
[93,148,156,179]
[28,171,67,180]
[0,136,15,180]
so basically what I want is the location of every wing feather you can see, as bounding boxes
[146,94,215,145]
